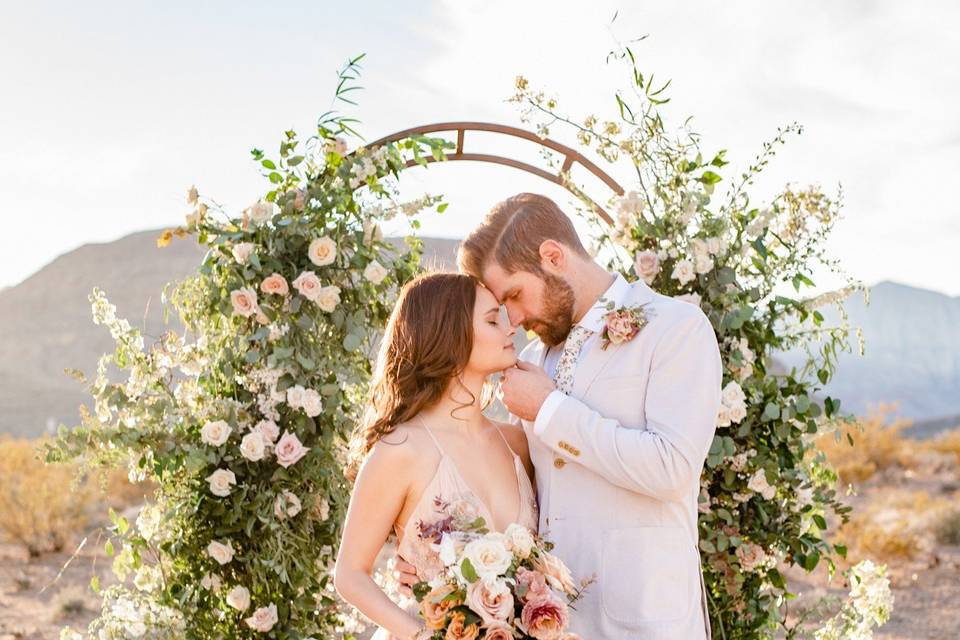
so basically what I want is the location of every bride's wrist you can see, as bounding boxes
[409,625,432,640]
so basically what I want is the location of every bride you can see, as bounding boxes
[334,271,538,639]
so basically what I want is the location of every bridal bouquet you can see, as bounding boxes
[413,521,588,640]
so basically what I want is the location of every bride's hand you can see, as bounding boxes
[394,553,420,598]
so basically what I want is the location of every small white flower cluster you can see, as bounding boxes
[349,156,378,189]
[813,560,893,640]
[724,335,756,381]
[243,366,287,422]
[75,585,186,639]
[90,288,145,351]
[716,381,748,427]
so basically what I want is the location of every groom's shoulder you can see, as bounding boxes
[638,284,713,336]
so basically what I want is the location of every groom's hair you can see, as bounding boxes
[457,193,590,279]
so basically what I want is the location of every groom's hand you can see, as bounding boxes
[500,361,556,422]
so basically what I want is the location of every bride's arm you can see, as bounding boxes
[334,441,425,640]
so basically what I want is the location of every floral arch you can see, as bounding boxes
[49,53,890,640]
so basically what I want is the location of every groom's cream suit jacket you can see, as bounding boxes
[514,274,722,639]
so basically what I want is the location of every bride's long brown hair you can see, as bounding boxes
[347,271,493,478]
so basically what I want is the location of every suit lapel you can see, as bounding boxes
[571,280,655,398]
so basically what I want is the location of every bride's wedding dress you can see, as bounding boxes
[371,424,539,639]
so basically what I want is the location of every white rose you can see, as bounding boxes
[206,468,237,497]
[201,420,232,446]
[308,236,337,267]
[694,251,715,275]
[729,403,747,423]
[462,534,512,581]
[504,523,535,559]
[200,572,222,592]
[722,381,746,407]
[300,388,323,417]
[286,384,306,409]
[245,603,278,633]
[240,431,266,462]
[633,250,660,285]
[315,285,341,313]
[363,260,388,285]
[246,201,275,225]
[716,405,732,428]
[206,539,235,565]
[226,585,251,611]
[438,532,460,567]
[253,419,280,445]
[671,259,696,285]
[231,242,255,265]
[274,490,302,519]
[748,469,776,501]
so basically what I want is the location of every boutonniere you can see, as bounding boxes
[599,302,651,350]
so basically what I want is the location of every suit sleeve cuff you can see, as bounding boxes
[533,390,566,436]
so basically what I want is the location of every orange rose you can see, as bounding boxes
[444,611,480,640]
[420,583,462,630]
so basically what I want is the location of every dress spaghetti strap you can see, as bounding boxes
[415,415,446,456]
[493,423,518,458]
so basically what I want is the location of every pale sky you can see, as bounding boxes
[2,1,958,294]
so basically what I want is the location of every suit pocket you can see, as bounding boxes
[600,526,697,627]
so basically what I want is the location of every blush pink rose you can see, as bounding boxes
[465,579,514,625]
[260,273,289,296]
[520,594,569,640]
[634,249,661,284]
[483,623,513,640]
[603,310,640,346]
[274,431,309,468]
[230,287,259,318]
[292,271,322,301]
[515,567,551,603]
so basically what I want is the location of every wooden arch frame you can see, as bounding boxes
[366,122,624,225]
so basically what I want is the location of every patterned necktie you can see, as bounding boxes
[553,324,593,394]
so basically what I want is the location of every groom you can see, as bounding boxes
[401,192,722,639]
[465,192,722,639]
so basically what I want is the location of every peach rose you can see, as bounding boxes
[230,287,259,318]
[292,270,322,301]
[274,431,309,468]
[634,249,660,284]
[531,552,576,596]
[420,583,461,630]
[308,236,337,267]
[520,594,569,640]
[465,578,513,625]
[444,611,480,640]
[260,273,289,296]
[483,623,513,640]
[363,259,389,284]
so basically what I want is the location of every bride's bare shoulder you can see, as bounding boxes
[367,422,434,465]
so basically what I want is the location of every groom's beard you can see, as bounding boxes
[524,273,575,348]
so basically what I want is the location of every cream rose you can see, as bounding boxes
[315,285,341,313]
[200,572,222,592]
[286,384,306,409]
[363,260,388,285]
[671,259,696,285]
[633,250,660,284]
[226,585,250,611]
[260,273,289,296]
[462,534,512,582]
[275,431,309,468]
[245,603,278,633]
[200,420,232,446]
[206,540,234,565]
[240,431,266,462]
[299,388,323,417]
[253,419,280,445]
[246,201,275,225]
[231,242,255,265]
[722,381,746,407]
[748,469,776,500]
[274,490,302,519]
[230,287,259,318]
[532,552,576,595]
[465,578,514,625]
[308,236,337,267]
[292,271,322,301]
[206,468,236,497]
[504,523,535,558]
